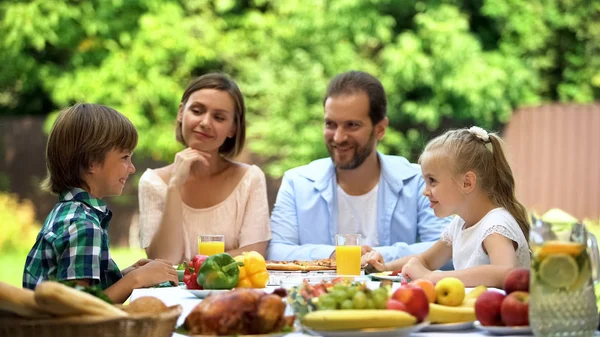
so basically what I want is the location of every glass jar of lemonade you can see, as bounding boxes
[530,216,599,337]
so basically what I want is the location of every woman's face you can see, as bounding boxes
[178,89,237,152]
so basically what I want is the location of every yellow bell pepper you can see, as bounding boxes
[234,251,269,288]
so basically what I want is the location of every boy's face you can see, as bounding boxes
[87,149,136,199]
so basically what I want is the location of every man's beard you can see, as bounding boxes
[327,130,376,170]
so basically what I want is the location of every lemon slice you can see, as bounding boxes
[372,271,392,277]
[535,241,585,260]
[538,253,579,288]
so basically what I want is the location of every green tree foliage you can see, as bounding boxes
[1,0,598,176]
[0,193,39,253]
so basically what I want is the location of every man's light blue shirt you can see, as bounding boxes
[267,153,451,262]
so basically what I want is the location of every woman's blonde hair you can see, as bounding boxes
[419,127,529,243]
[42,103,138,195]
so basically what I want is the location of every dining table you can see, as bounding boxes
[130,271,598,337]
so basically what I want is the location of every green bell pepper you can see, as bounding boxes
[197,253,244,289]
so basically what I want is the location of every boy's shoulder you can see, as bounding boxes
[41,189,110,241]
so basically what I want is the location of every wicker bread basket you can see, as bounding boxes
[0,304,182,337]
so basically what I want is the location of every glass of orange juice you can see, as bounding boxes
[198,234,225,256]
[335,234,362,275]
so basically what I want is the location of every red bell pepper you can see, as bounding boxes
[183,254,208,289]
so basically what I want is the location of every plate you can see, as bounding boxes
[304,321,429,337]
[473,321,532,335]
[184,333,287,337]
[174,325,289,337]
[420,321,474,332]
[187,289,231,299]
[367,272,408,282]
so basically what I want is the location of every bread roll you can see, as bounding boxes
[34,281,127,317]
[126,296,167,315]
[0,282,48,318]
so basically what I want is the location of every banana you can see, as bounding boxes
[302,309,417,331]
[460,298,476,308]
[464,285,487,301]
[427,303,476,324]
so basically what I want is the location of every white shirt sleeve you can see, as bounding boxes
[237,166,272,247]
[137,170,166,249]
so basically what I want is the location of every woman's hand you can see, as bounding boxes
[361,250,386,271]
[401,257,432,281]
[169,148,211,188]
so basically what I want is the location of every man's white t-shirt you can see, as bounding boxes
[337,183,379,246]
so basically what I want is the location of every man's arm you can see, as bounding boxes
[268,173,335,261]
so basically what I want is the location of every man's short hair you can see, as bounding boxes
[323,71,387,125]
[42,103,138,194]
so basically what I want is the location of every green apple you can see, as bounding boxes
[434,277,465,306]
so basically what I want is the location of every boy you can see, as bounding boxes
[23,103,177,303]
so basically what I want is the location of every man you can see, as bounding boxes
[267,71,450,263]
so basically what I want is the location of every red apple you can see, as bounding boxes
[391,284,429,322]
[501,291,529,326]
[503,268,530,294]
[386,298,407,311]
[475,290,506,326]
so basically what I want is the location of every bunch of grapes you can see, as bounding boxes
[316,283,390,310]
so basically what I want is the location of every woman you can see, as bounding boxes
[138,73,270,263]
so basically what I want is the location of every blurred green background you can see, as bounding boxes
[1,0,599,305]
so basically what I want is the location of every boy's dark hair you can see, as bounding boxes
[41,103,138,194]
[176,73,246,158]
[323,70,387,125]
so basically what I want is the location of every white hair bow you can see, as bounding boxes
[469,126,490,143]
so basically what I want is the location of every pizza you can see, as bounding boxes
[266,258,336,271]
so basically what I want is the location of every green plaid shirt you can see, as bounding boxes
[23,188,122,290]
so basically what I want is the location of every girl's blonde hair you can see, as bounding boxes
[419,127,529,243]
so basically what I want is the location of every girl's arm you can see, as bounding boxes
[368,240,452,272]
[419,240,453,271]
[425,233,518,287]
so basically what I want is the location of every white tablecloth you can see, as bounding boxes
[130,276,599,337]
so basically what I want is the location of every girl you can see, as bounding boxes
[138,73,271,264]
[362,126,530,288]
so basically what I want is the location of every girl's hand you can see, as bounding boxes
[401,257,432,281]
[129,260,178,288]
[169,148,211,188]
[361,250,386,271]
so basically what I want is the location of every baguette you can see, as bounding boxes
[0,282,48,318]
[34,281,127,318]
